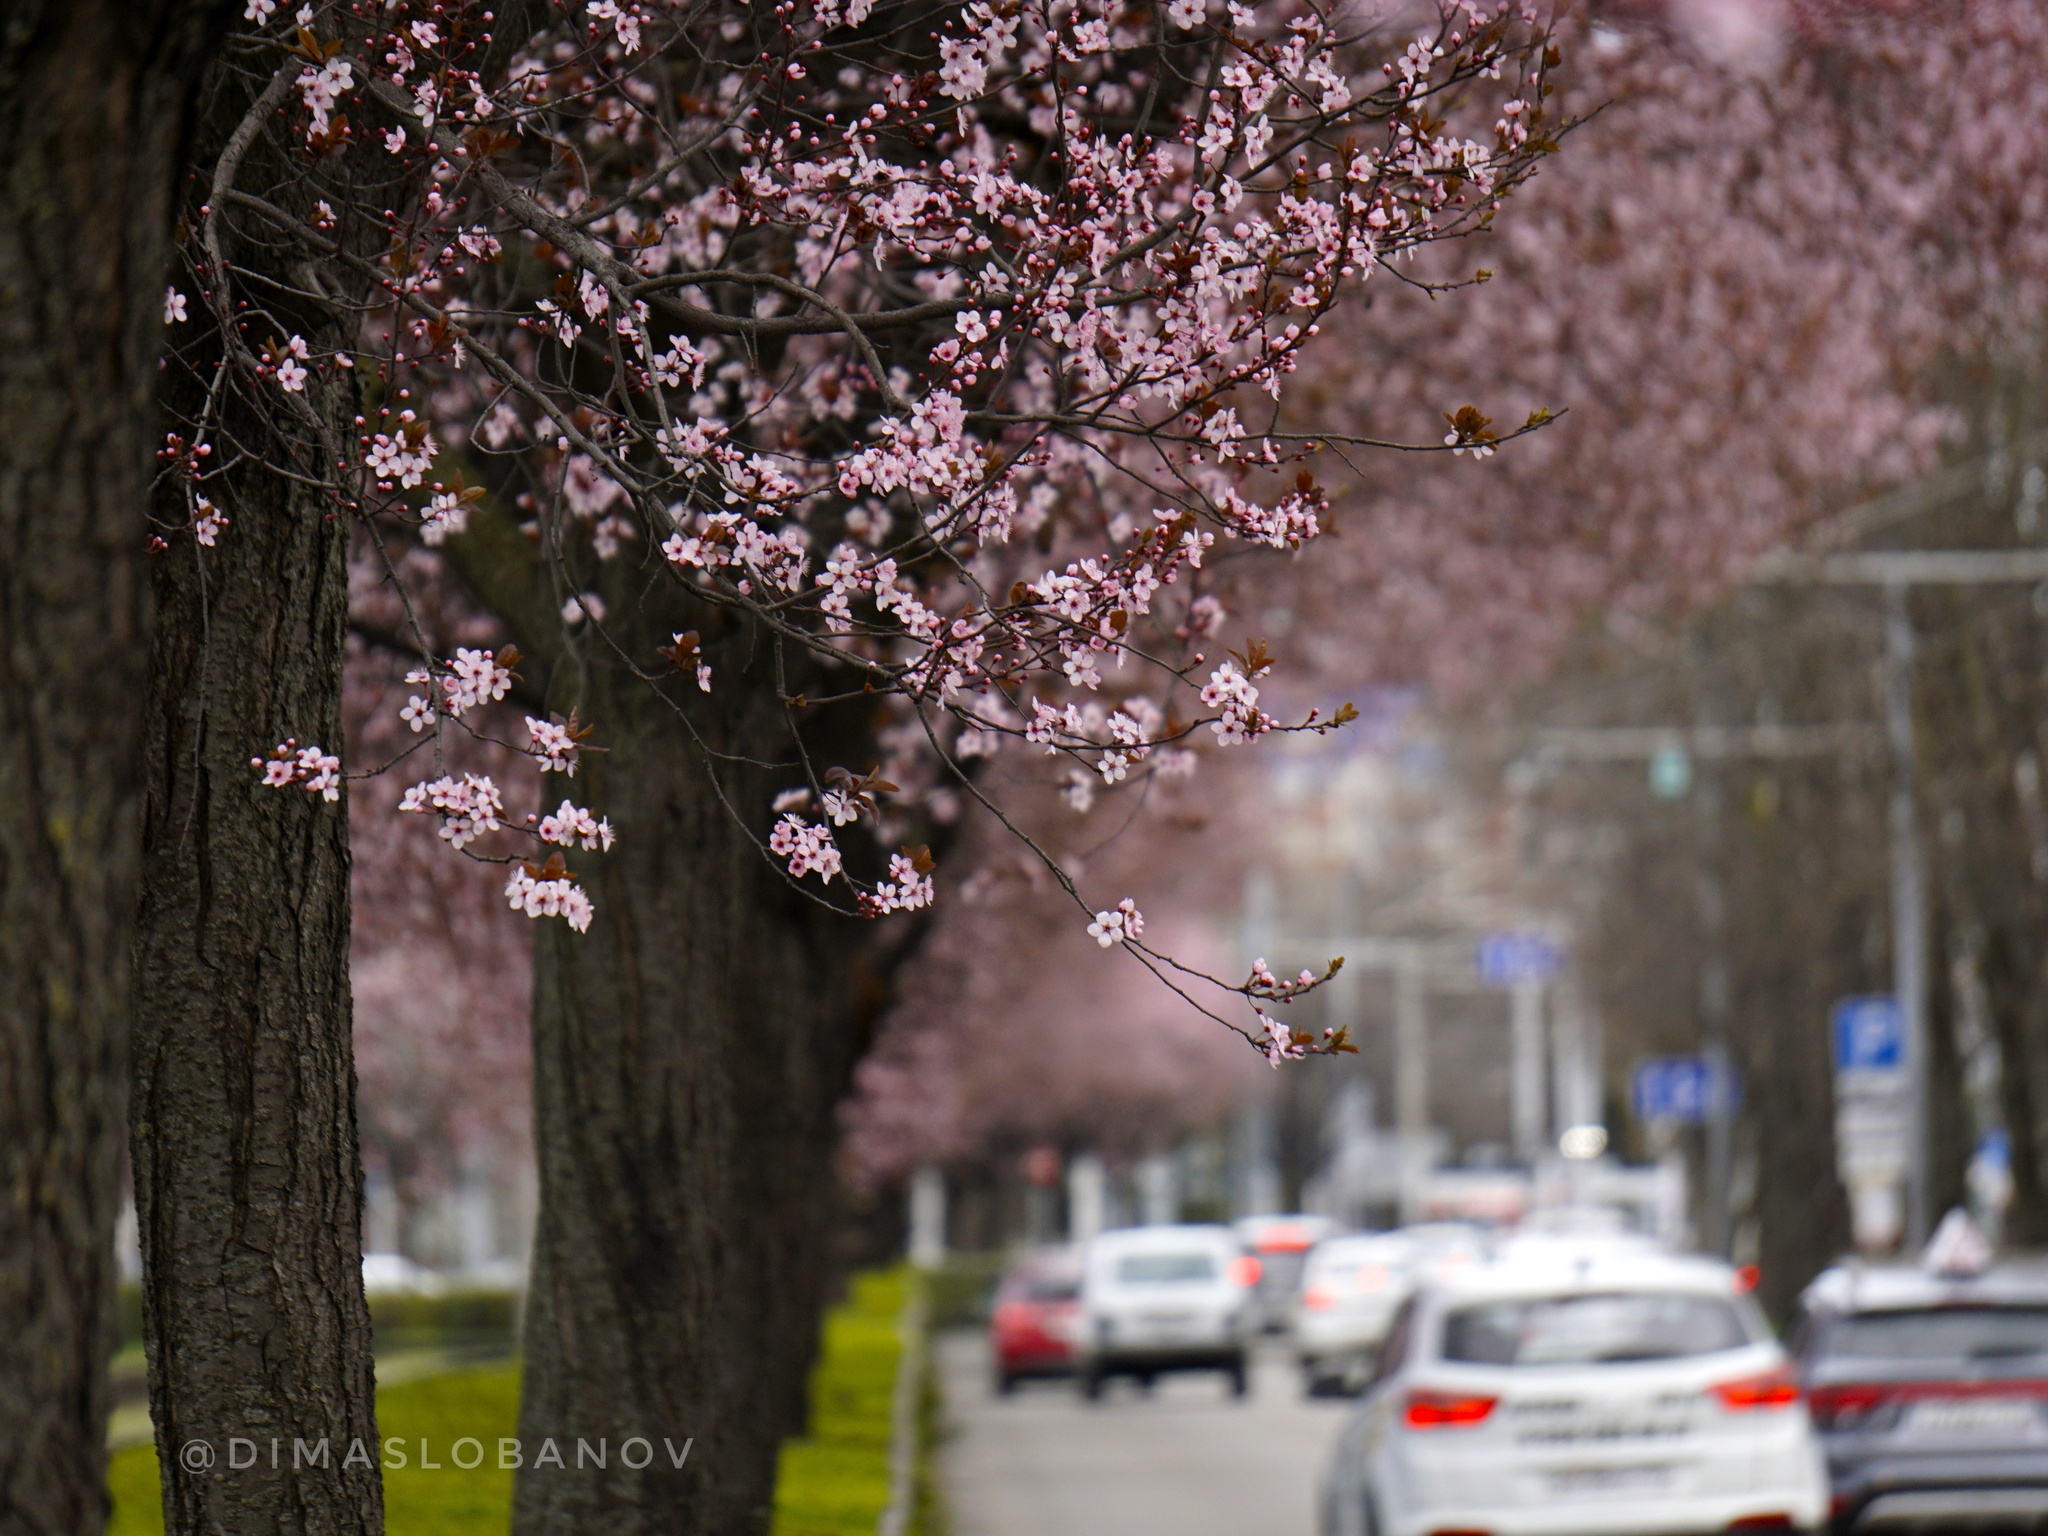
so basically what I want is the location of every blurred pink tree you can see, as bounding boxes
[844,843,1257,1185]
[843,0,2048,1193]
[1282,0,2048,692]
[346,616,532,1238]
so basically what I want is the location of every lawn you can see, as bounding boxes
[107,1268,916,1536]
[108,1363,522,1536]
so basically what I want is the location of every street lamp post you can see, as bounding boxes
[1509,976,1547,1166]
[1883,581,1933,1247]
[1394,945,1430,1224]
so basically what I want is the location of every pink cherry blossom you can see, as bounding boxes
[526,716,579,775]
[769,814,844,883]
[251,740,343,802]
[196,0,1558,1030]
[1086,897,1144,948]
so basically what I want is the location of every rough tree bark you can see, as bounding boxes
[132,338,378,1534]
[443,515,876,1536]
[513,689,863,1536]
[0,4,226,1531]
[129,52,388,1534]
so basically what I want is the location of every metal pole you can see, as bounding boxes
[1511,977,1547,1163]
[1686,664,1736,1260]
[1885,581,1932,1249]
[1700,914,1733,1256]
[1396,946,1430,1223]
[1552,968,1585,1135]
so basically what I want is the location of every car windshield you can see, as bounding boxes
[1115,1252,1219,1284]
[1442,1292,1752,1365]
[1821,1307,2048,1363]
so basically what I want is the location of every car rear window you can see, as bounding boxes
[1442,1292,1752,1365]
[1010,1273,1079,1302]
[1820,1307,2048,1363]
[1258,1252,1308,1291]
[1116,1252,1219,1284]
[1310,1250,1403,1285]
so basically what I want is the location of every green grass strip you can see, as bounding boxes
[107,1363,522,1536]
[106,1267,918,1536]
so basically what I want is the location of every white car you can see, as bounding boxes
[1320,1247,1827,1536]
[1078,1224,1253,1399]
[1298,1234,1420,1396]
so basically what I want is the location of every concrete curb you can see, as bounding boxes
[877,1269,931,1536]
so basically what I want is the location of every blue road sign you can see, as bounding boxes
[1477,932,1563,986]
[1831,995,1904,1074]
[1632,1056,1739,1124]
[1977,1127,2011,1173]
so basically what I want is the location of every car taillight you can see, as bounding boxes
[1303,1284,1338,1311]
[1405,1389,1499,1429]
[1712,1368,1800,1411]
[1806,1383,1892,1430]
[1229,1255,1263,1288]
[992,1302,1032,1330]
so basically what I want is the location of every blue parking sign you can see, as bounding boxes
[1632,1056,1736,1124]
[1477,932,1562,986]
[1831,996,1904,1074]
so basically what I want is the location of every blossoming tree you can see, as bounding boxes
[132,0,1560,1529]
[1287,0,2048,692]
[844,0,2048,1325]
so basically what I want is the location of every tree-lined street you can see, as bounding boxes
[9,2,2048,1534]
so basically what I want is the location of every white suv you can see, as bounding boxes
[1320,1245,1827,1536]
[1078,1224,1253,1399]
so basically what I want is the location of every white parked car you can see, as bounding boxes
[1298,1234,1420,1397]
[1319,1246,1827,1536]
[1078,1224,1254,1399]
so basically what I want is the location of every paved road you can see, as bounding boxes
[937,1332,1349,1536]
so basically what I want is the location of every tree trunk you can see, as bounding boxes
[438,516,872,1536]
[126,11,565,1523]
[510,662,866,1536]
[1737,825,1854,1322]
[132,341,378,1531]
[1925,911,1972,1225]
[132,316,379,1530]
[0,4,225,1531]
[1982,924,2048,1245]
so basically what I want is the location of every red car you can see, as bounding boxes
[990,1250,1084,1393]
